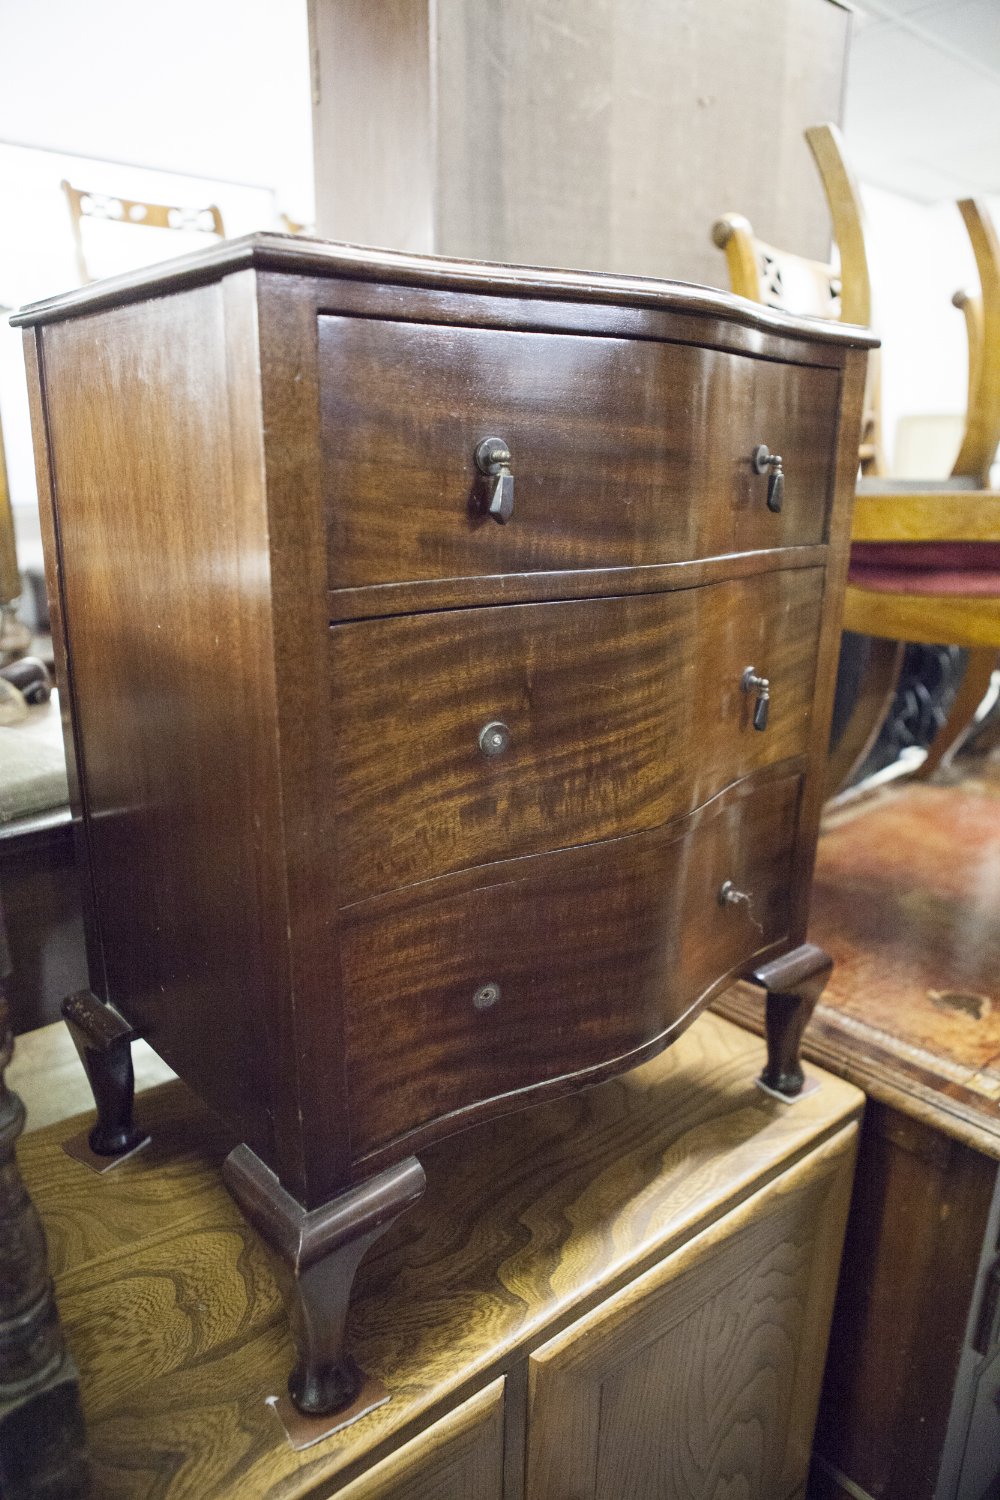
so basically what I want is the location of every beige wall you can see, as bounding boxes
[310,0,851,288]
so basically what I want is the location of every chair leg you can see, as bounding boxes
[917,648,999,779]
[825,637,905,800]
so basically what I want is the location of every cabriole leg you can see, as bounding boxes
[751,943,832,1100]
[61,990,146,1158]
[223,1146,426,1421]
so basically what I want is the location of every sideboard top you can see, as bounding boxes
[11,232,879,348]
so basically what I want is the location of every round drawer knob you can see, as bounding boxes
[473,981,502,1010]
[479,720,511,758]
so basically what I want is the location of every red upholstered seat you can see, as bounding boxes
[848,542,1000,597]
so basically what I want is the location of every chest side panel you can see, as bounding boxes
[36,282,282,1159]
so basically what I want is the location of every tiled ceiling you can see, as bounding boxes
[844,0,1000,200]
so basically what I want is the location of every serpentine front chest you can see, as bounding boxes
[16,236,875,1418]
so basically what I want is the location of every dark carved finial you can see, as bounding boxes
[0,986,90,1499]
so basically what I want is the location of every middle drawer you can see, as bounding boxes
[330,567,823,906]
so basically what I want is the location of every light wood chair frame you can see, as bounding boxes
[712,124,1000,791]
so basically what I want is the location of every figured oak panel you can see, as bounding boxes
[331,569,822,904]
[335,1381,504,1500]
[341,772,803,1162]
[319,316,839,595]
[524,1124,858,1500]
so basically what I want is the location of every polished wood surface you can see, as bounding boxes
[35,281,284,1169]
[525,1127,855,1500]
[719,771,1000,1153]
[320,315,839,593]
[814,778,1000,1104]
[332,574,822,903]
[15,1011,862,1498]
[344,773,803,1164]
[18,237,870,1408]
[12,233,879,348]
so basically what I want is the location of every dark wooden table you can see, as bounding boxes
[717,762,1000,1500]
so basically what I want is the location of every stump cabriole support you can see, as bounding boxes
[223,1145,426,1419]
[751,942,833,1101]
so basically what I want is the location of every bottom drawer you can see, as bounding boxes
[341,772,804,1164]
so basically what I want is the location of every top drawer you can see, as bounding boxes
[319,317,840,603]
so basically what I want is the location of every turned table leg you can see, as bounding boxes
[223,1145,426,1419]
[0,987,89,1499]
[61,991,147,1158]
[751,943,832,1100]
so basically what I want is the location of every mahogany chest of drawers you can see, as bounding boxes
[15,236,875,1419]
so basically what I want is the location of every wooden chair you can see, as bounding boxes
[712,124,1000,791]
[0,409,30,669]
[61,182,225,285]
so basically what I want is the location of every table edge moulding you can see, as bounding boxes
[12,233,877,1425]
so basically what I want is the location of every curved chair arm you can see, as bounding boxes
[804,122,872,328]
[710,214,763,303]
[951,200,1000,486]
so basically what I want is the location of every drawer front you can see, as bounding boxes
[341,772,803,1161]
[330,568,821,905]
[319,318,839,598]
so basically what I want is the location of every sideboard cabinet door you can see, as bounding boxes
[525,1126,857,1500]
[335,1380,505,1500]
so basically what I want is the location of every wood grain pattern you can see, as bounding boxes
[36,280,280,1166]
[524,1123,856,1500]
[13,1013,861,1499]
[335,1380,504,1500]
[342,772,803,1163]
[331,572,821,902]
[319,315,839,595]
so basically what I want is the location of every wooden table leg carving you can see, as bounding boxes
[61,990,149,1163]
[0,988,89,1499]
[751,943,833,1100]
[223,1145,426,1425]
